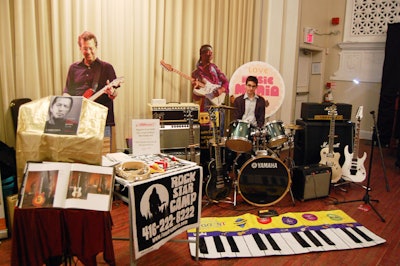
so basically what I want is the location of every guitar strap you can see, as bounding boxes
[92,62,102,92]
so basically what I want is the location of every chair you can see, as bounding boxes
[10,98,32,133]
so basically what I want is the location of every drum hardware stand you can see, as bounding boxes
[334,111,385,222]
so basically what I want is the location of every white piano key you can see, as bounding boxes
[332,227,368,249]
[258,233,285,255]
[355,225,386,245]
[279,231,310,254]
[297,231,326,252]
[201,235,223,258]
[264,233,296,255]
[319,228,353,250]
[241,234,267,257]
[188,236,208,258]
[230,235,253,257]
[310,230,339,251]
[217,235,239,257]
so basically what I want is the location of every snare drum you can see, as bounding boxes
[264,120,288,148]
[238,156,291,206]
[225,120,253,153]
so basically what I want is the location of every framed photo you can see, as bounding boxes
[311,62,321,75]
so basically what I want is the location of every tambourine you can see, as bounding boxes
[115,160,151,182]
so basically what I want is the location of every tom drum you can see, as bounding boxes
[264,120,288,148]
[225,120,253,153]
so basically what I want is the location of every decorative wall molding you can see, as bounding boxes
[332,0,400,83]
[330,42,385,83]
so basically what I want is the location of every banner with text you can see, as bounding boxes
[229,61,285,118]
[131,166,202,259]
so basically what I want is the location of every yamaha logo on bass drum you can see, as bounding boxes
[251,161,278,169]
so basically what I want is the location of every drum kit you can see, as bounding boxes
[205,105,304,207]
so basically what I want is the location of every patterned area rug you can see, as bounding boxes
[187,210,386,258]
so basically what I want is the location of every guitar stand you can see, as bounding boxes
[334,112,385,222]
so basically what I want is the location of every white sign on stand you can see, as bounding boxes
[131,119,160,156]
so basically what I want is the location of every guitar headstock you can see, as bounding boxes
[325,104,338,117]
[160,60,173,72]
[356,106,363,121]
[110,77,124,87]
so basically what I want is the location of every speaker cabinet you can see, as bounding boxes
[293,119,354,166]
[292,164,332,201]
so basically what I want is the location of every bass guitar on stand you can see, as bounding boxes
[205,108,231,201]
[342,106,367,182]
[319,104,342,183]
[160,60,226,106]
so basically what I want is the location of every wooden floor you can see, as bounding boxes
[1,139,399,265]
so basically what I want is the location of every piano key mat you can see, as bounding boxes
[187,210,386,258]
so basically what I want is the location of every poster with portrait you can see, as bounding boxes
[44,96,83,135]
[128,165,202,259]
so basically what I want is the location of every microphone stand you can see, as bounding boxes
[334,111,385,222]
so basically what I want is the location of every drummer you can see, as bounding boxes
[233,75,268,128]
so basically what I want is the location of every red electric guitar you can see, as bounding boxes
[82,77,124,101]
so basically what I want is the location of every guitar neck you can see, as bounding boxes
[352,119,361,159]
[328,112,336,154]
[189,121,196,162]
[88,77,123,101]
[211,118,222,171]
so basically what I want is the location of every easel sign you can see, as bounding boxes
[130,166,202,259]
[131,119,160,156]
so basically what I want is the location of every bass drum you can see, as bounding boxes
[238,156,291,207]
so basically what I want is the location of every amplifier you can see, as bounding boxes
[293,119,354,166]
[301,102,352,121]
[160,124,200,149]
[292,164,332,201]
[149,103,199,123]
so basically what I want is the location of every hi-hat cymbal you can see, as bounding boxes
[209,105,236,110]
[286,124,304,130]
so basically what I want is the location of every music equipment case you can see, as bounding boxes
[291,164,332,201]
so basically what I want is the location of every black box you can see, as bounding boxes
[293,119,354,166]
[292,164,332,201]
[301,102,352,121]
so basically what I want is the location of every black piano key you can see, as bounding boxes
[304,230,323,247]
[341,228,362,243]
[352,227,373,242]
[264,234,281,250]
[213,236,225,252]
[315,230,335,245]
[252,233,268,250]
[292,232,311,248]
[199,237,209,254]
[226,236,240,252]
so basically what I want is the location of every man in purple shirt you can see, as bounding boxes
[63,31,121,151]
[63,31,120,128]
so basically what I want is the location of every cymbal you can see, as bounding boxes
[286,124,304,130]
[209,105,236,110]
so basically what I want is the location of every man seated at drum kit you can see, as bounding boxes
[219,76,293,207]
